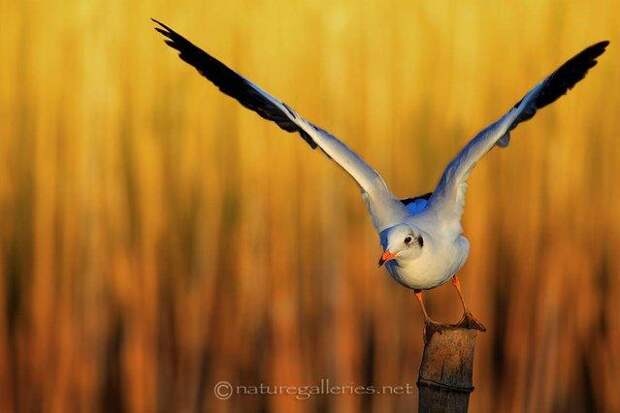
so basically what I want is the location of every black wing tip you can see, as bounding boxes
[538,40,609,102]
[578,40,610,63]
[151,18,186,47]
[152,18,175,43]
[151,19,199,61]
[551,40,609,86]
[563,40,609,71]
[151,18,171,32]
[572,40,609,69]
[150,19,318,151]
[509,40,609,130]
[154,27,168,37]
[592,40,610,51]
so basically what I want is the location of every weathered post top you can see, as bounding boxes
[417,323,480,413]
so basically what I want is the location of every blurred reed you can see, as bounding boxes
[0,1,619,412]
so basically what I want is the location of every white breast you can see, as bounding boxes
[386,235,470,290]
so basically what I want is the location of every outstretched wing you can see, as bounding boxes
[429,41,609,223]
[152,19,409,231]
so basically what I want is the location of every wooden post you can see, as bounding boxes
[416,322,481,413]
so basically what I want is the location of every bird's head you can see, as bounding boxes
[378,224,425,266]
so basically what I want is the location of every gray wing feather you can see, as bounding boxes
[153,19,408,231]
[429,41,608,222]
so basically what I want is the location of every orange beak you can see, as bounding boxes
[378,250,396,266]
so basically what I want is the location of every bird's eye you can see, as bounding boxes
[404,236,412,244]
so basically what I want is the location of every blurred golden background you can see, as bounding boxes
[1,1,619,412]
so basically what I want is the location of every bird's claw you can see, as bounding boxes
[457,311,487,332]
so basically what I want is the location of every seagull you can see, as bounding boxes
[153,19,608,333]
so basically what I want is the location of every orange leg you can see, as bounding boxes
[414,289,432,322]
[414,289,441,342]
[451,275,486,331]
[451,275,469,313]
